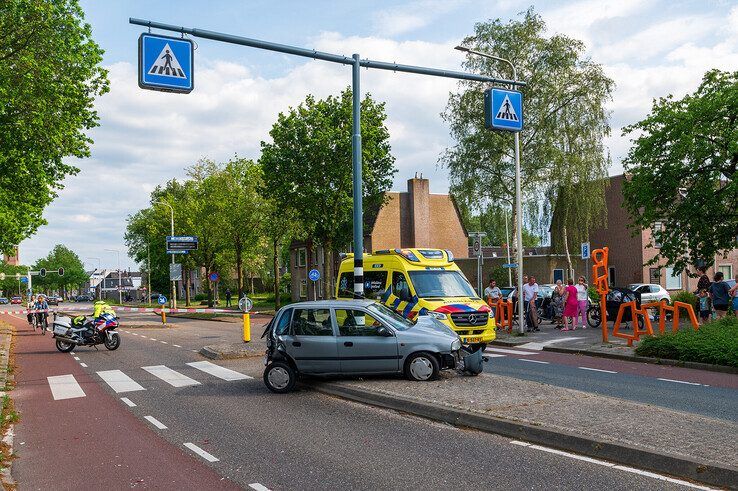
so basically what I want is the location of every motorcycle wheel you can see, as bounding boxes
[55,339,75,353]
[104,333,121,351]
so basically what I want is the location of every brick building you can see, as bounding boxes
[289,176,468,301]
[2,246,20,266]
[590,174,738,292]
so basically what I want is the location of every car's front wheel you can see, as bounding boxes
[405,352,439,381]
[263,361,297,393]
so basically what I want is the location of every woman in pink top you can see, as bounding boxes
[562,278,579,331]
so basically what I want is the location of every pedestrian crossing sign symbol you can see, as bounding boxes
[485,88,523,132]
[138,33,194,93]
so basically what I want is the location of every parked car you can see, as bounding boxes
[262,299,484,393]
[0,298,8,305]
[75,294,93,302]
[11,296,22,305]
[46,296,59,306]
[627,283,670,304]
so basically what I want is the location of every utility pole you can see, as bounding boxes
[147,244,152,307]
[154,200,177,309]
[469,232,487,296]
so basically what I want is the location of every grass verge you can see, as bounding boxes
[635,317,738,367]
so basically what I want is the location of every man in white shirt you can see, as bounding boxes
[484,279,502,315]
[522,276,540,331]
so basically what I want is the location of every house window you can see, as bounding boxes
[553,269,564,283]
[649,268,661,283]
[608,267,616,286]
[718,264,732,280]
[297,248,306,267]
[299,279,307,298]
[664,266,682,290]
[652,222,663,248]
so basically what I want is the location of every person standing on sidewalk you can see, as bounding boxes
[522,276,539,332]
[484,279,501,317]
[575,276,589,329]
[552,280,565,328]
[709,271,730,319]
[562,279,578,331]
[225,288,232,308]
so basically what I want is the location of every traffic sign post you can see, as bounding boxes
[485,88,523,132]
[239,296,253,343]
[308,269,321,300]
[166,236,198,253]
[138,33,194,93]
[581,242,591,281]
[158,294,168,324]
[469,232,487,296]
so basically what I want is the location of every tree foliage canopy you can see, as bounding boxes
[622,69,738,272]
[0,0,109,251]
[445,8,613,249]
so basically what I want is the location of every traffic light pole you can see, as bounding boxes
[129,18,525,300]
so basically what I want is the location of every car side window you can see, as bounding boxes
[650,285,660,293]
[335,309,383,336]
[392,272,412,302]
[290,308,333,336]
[274,309,292,335]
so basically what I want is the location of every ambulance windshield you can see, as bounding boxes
[409,270,477,298]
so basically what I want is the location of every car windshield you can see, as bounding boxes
[408,270,478,298]
[366,303,413,331]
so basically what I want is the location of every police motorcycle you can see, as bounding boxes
[52,301,121,352]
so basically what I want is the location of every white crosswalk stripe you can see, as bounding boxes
[97,370,146,393]
[47,374,85,400]
[142,365,201,387]
[187,361,253,381]
[485,347,538,356]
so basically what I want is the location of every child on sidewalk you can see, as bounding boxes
[698,289,711,324]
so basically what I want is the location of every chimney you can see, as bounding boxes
[408,176,430,247]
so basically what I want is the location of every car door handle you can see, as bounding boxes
[344,341,353,347]
[292,341,301,347]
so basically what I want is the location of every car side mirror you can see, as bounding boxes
[377,326,392,337]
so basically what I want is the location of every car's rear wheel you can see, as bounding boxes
[405,352,439,381]
[263,361,297,393]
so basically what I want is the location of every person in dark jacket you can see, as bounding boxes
[709,271,730,319]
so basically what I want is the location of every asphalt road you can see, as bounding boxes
[2,311,707,490]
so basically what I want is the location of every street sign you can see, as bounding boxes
[138,33,194,94]
[308,269,321,282]
[502,263,518,268]
[39,268,46,278]
[58,267,64,276]
[471,237,481,258]
[166,235,198,253]
[484,88,523,132]
[20,277,28,283]
[158,294,167,305]
[208,272,220,282]
[238,296,253,313]
[169,263,182,281]
[581,242,591,260]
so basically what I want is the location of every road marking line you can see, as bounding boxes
[97,370,146,393]
[70,352,75,355]
[578,366,618,374]
[518,359,549,364]
[173,344,182,348]
[73,356,80,361]
[184,442,219,462]
[187,361,253,381]
[144,415,167,429]
[120,397,137,407]
[249,484,271,491]
[486,353,506,358]
[47,374,86,400]
[149,338,157,341]
[486,347,537,355]
[160,341,168,344]
[80,363,88,368]
[142,365,201,387]
[611,465,715,490]
[518,337,585,350]
[657,378,701,386]
[191,349,198,353]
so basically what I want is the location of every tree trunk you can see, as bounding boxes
[563,225,574,280]
[249,271,254,295]
[323,242,332,300]
[273,238,281,309]
[235,236,243,300]
[185,268,191,306]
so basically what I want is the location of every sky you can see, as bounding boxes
[17,0,738,270]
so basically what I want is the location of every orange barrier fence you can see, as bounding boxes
[612,299,699,346]
[591,247,610,343]
[494,299,514,333]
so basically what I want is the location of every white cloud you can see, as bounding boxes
[372,0,467,36]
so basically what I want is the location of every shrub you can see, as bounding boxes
[670,290,697,306]
[193,293,207,301]
[587,286,600,302]
[635,317,738,367]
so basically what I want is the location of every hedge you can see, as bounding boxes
[635,317,738,367]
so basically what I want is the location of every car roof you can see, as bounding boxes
[282,299,376,309]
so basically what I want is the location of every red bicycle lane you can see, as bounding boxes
[4,313,239,490]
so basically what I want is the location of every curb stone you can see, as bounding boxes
[0,322,15,489]
[310,382,738,490]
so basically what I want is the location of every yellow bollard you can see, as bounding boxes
[161,310,166,325]
[243,313,251,343]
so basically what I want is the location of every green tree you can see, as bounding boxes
[260,88,396,298]
[0,264,27,298]
[32,245,87,296]
[622,69,738,272]
[445,8,613,263]
[0,1,109,250]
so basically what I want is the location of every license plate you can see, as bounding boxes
[465,336,482,343]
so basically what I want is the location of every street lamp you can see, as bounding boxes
[455,45,525,333]
[153,200,177,309]
[104,249,122,304]
[86,257,101,300]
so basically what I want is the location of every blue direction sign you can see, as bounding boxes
[138,33,194,93]
[158,294,167,305]
[502,263,518,269]
[308,269,321,282]
[484,88,523,132]
[20,276,28,283]
[166,235,198,254]
[581,242,591,260]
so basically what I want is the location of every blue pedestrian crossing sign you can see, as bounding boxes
[138,33,194,93]
[484,88,523,132]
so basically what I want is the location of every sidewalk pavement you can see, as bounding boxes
[311,370,737,489]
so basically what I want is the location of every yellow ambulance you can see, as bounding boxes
[336,248,496,349]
